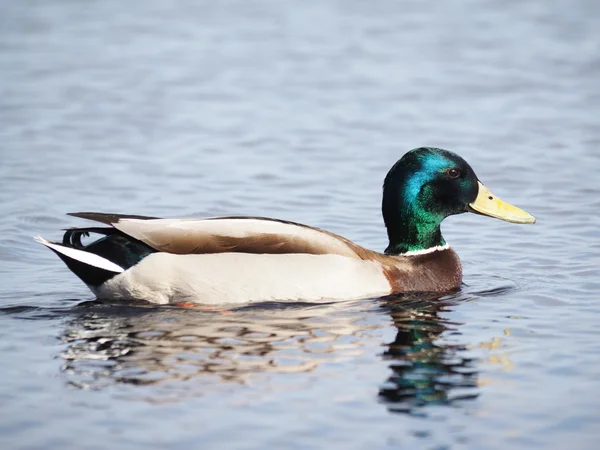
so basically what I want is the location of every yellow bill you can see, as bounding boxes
[469,181,536,224]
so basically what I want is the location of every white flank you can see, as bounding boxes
[401,243,450,257]
[34,236,125,273]
[96,253,392,305]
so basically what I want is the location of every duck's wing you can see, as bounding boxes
[68,212,160,224]
[68,213,368,258]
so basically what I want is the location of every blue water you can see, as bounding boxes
[1,0,600,448]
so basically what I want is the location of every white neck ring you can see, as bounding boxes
[400,243,450,257]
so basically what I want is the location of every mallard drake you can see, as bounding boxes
[36,147,535,304]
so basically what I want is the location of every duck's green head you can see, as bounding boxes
[382,147,535,255]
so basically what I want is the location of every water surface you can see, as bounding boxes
[1,0,600,448]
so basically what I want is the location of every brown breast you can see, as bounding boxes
[381,248,462,294]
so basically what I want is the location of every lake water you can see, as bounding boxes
[1,0,599,448]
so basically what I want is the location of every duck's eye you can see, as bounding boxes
[447,168,461,178]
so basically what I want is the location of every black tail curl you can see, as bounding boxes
[61,227,156,273]
[62,227,116,248]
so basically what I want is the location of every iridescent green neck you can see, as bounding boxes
[383,203,446,255]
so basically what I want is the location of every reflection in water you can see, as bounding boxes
[378,296,479,414]
[58,297,480,412]
[59,301,380,390]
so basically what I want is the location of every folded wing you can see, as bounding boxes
[68,213,366,258]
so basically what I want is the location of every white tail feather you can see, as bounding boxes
[34,236,125,273]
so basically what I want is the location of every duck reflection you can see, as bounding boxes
[378,295,479,413]
[59,301,379,390]
[59,297,479,412]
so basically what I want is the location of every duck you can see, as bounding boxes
[36,147,535,305]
